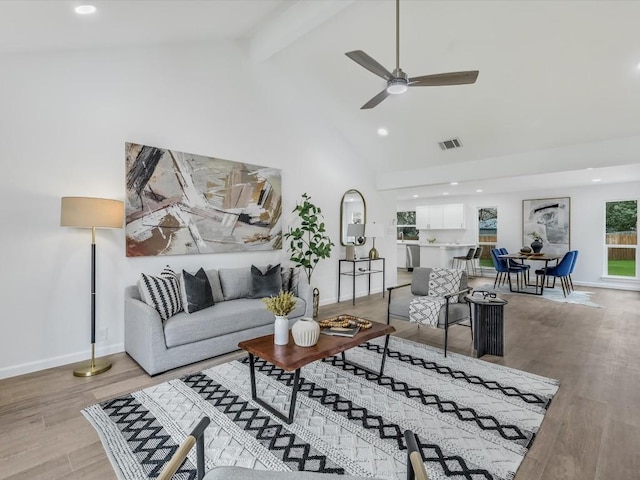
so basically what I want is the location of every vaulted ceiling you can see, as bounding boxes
[3,0,640,198]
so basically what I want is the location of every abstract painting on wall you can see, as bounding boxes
[522,197,570,255]
[125,143,282,257]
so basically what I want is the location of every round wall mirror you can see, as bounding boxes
[340,189,366,246]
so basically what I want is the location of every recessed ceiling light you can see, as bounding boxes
[476,189,483,193]
[412,194,419,198]
[636,62,640,71]
[75,5,96,15]
[450,182,458,186]
[75,5,96,14]
[586,167,594,170]
[377,127,388,136]
[592,178,602,182]
[443,192,449,195]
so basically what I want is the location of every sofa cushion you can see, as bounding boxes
[180,268,214,314]
[248,264,281,298]
[281,266,301,296]
[163,297,307,348]
[204,269,224,304]
[138,266,182,321]
[219,267,252,301]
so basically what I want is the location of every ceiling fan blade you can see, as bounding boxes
[361,89,390,110]
[346,50,394,81]
[409,70,479,86]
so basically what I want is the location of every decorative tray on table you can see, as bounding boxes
[528,252,545,257]
[318,315,372,337]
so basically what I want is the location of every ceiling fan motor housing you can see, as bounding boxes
[387,68,408,94]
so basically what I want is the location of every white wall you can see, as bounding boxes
[0,41,395,378]
[398,182,640,289]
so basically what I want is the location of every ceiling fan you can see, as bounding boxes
[345,0,479,109]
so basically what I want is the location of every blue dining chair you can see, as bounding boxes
[535,251,576,297]
[499,247,531,284]
[568,250,579,291]
[491,248,525,290]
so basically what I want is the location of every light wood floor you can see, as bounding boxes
[1,274,639,480]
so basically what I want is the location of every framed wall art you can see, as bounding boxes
[125,143,282,257]
[522,197,570,255]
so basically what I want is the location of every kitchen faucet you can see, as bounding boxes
[399,232,404,241]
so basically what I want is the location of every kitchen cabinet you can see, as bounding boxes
[416,204,465,230]
[416,206,429,229]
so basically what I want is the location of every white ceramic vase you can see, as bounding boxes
[292,317,320,347]
[274,315,289,345]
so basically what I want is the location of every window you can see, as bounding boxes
[477,207,498,267]
[397,211,418,241]
[605,200,637,277]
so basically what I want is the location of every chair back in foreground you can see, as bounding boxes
[158,417,209,480]
[405,430,430,480]
[158,416,429,479]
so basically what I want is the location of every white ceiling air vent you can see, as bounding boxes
[438,138,463,151]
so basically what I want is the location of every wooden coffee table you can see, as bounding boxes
[238,320,395,424]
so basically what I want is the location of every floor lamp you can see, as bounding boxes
[61,197,124,377]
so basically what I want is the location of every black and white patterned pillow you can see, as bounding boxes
[138,266,183,321]
[428,267,464,303]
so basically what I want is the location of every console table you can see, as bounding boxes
[338,257,385,305]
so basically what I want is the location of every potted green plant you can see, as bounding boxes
[262,290,297,345]
[284,193,334,316]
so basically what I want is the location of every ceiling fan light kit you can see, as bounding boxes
[386,70,408,94]
[346,0,479,109]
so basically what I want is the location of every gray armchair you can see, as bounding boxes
[387,267,472,356]
[158,417,429,480]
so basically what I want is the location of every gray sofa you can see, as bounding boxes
[125,266,313,375]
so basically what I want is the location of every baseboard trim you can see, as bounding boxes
[576,281,640,291]
[0,343,124,380]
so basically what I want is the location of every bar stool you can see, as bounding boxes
[453,247,476,277]
[472,246,483,277]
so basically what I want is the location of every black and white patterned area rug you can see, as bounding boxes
[82,337,559,480]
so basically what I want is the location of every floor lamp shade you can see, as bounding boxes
[60,197,124,377]
[60,197,124,229]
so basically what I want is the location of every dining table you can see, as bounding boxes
[498,253,562,295]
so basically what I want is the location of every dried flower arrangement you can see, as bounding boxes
[262,290,297,317]
[529,232,543,241]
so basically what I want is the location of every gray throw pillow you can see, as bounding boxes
[248,264,281,298]
[180,268,214,314]
[219,267,252,300]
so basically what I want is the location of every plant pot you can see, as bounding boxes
[292,317,320,347]
[530,239,543,254]
[274,315,289,345]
